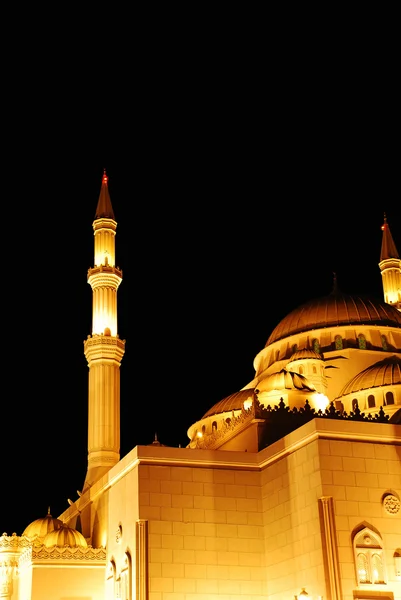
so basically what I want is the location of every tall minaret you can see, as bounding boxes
[379,213,401,312]
[83,170,126,491]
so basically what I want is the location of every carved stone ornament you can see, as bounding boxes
[116,525,122,543]
[383,494,400,515]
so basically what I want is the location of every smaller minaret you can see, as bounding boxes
[83,170,126,491]
[379,213,401,312]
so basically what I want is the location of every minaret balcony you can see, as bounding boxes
[87,266,123,290]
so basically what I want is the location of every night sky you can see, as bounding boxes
[1,61,400,537]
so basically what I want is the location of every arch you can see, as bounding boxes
[120,550,132,600]
[353,526,386,585]
[358,334,366,349]
[312,339,320,353]
[335,334,343,350]
[367,395,375,408]
[385,391,394,405]
[352,399,358,412]
[106,559,117,598]
[212,421,217,432]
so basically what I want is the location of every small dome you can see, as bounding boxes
[337,355,401,397]
[43,525,87,548]
[202,389,255,418]
[23,509,63,539]
[266,292,401,346]
[259,369,316,392]
[288,349,323,362]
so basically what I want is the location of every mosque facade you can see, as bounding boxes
[1,173,400,600]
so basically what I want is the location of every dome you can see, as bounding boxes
[23,510,63,539]
[202,389,255,418]
[336,355,401,397]
[43,525,87,548]
[266,292,401,346]
[288,349,323,361]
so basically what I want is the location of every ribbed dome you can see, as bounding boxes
[288,349,323,362]
[202,389,255,418]
[266,292,401,346]
[337,355,401,397]
[43,525,87,548]
[260,369,316,392]
[23,510,63,539]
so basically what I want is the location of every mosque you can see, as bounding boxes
[1,172,400,600]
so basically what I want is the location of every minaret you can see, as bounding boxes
[379,213,401,312]
[83,170,126,491]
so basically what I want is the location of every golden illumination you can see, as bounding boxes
[243,398,253,411]
[314,392,329,412]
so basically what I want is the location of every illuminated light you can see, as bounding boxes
[196,431,203,438]
[314,393,329,412]
[243,398,253,411]
[102,168,108,185]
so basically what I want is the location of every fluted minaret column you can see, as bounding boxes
[83,170,125,491]
[379,213,401,312]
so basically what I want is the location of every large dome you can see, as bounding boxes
[266,292,401,346]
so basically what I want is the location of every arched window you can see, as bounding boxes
[225,418,231,426]
[358,334,366,349]
[385,391,394,405]
[352,399,358,412]
[353,527,387,585]
[202,425,206,435]
[312,365,317,374]
[212,421,217,432]
[381,335,388,350]
[120,552,132,600]
[368,395,375,408]
[299,366,304,374]
[335,335,343,350]
[312,339,320,353]
[292,344,298,354]
[106,559,116,599]
[275,350,280,361]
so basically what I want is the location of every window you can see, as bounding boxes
[353,527,387,585]
[385,391,394,405]
[120,552,132,600]
[381,334,388,350]
[367,395,375,408]
[358,334,367,349]
[312,339,320,353]
[212,421,217,432]
[106,560,116,599]
[299,366,304,374]
[312,365,317,374]
[335,335,343,350]
[352,399,358,412]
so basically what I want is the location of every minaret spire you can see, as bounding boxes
[83,171,126,492]
[379,213,401,311]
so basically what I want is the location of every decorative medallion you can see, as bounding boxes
[116,524,123,543]
[383,494,400,515]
